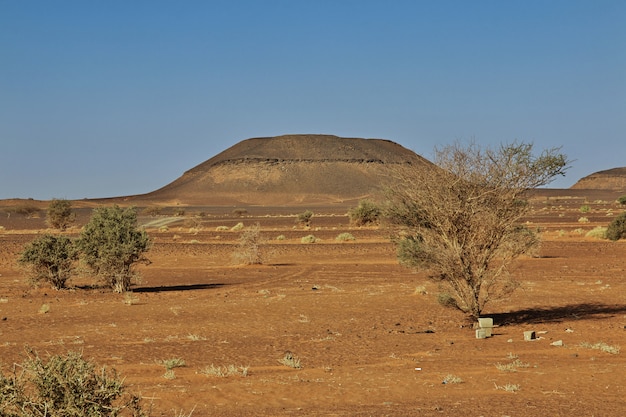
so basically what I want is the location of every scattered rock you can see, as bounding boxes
[550,340,564,346]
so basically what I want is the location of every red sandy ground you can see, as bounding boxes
[0,197,625,416]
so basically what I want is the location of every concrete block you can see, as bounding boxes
[476,329,487,339]
[524,330,536,341]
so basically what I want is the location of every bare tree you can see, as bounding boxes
[386,141,570,319]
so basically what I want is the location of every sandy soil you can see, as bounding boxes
[1,198,625,416]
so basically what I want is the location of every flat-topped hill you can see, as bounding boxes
[138,134,432,206]
[571,167,626,191]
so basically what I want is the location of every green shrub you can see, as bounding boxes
[18,234,78,290]
[46,199,75,230]
[77,206,151,293]
[606,211,626,241]
[0,349,146,417]
[348,200,381,226]
[579,205,591,213]
[335,232,355,241]
[301,235,317,244]
[617,195,626,205]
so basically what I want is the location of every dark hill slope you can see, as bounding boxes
[139,134,432,206]
[571,167,626,191]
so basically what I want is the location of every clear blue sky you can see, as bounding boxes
[1,0,624,200]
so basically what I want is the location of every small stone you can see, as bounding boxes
[550,340,563,346]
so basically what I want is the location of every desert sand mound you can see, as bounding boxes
[136,134,432,206]
[571,167,626,191]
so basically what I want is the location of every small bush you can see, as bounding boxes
[278,351,302,369]
[335,232,355,241]
[200,364,249,378]
[46,199,75,230]
[577,217,589,223]
[296,210,313,227]
[230,222,244,231]
[158,358,186,370]
[18,234,78,290]
[301,235,317,244]
[0,349,146,416]
[78,206,151,293]
[579,205,591,213]
[275,234,286,241]
[442,374,463,384]
[215,225,229,231]
[617,195,626,205]
[606,211,626,241]
[232,223,263,265]
[585,226,607,239]
[348,200,381,226]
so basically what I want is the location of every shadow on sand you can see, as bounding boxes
[491,303,626,326]
[133,283,225,293]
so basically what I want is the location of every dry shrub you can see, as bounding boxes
[232,223,264,265]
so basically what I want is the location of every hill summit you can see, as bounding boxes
[141,134,431,206]
[571,167,626,191]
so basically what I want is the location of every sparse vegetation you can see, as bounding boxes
[142,206,162,216]
[77,206,151,293]
[442,374,463,384]
[18,234,78,290]
[199,364,249,378]
[46,198,75,230]
[494,382,520,392]
[617,195,626,205]
[296,210,313,228]
[348,200,381,226]
[386,141,569,318]
[0,349,146,417]
[495,358,530,372]
[579,341,620,354]
[606,211,626,241]
[301,234,317,243]
[335,232,355,241]
[6,204,40,218]
[232,223,264,265]
[278,351,302,369]
[579,204,591,213]
[586,226,607,239]
[230,222,244,231]
[233,208,248,217]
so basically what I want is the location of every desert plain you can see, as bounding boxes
[0,192,625,416]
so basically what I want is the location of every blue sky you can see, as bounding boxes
[1,0,624,199]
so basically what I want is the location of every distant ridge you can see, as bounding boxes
[571,167,626,191]
[138,134,432,206]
